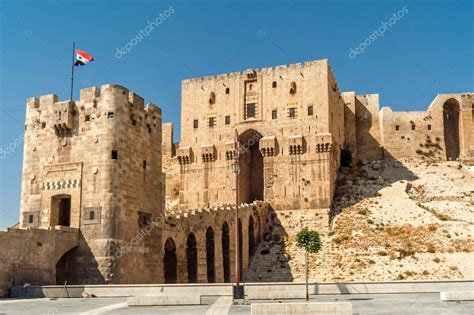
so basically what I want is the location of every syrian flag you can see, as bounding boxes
[75,49,94,66]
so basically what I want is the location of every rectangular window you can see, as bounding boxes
[28,215,34,224]
[193,119,199,129]
[138,212,151,228]
[307,106,313,116]
[225,115,230,125]
[85,115,90,122]
[288,108,296,118]
[246,103,256,119]
[89,210,95,220]
[427,124,432,130]
[411,124,416,131]
[272,110,277,120]
[143,160,147,169]
[107,112,114,119]
[111,150,118,160]
[208,117,216,127]
[395,125,400,131]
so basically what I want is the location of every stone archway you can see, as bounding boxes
[443,98,460,160]
[163,238,177,283]
[186,233,198,283]
[222,221,231,283]
[206,227,215,283]
[239,129,264,203]
[248,215,256,259]
[55,246,78,285]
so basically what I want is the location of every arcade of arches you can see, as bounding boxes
[162,201,267,283]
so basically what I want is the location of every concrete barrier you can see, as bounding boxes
[440,291,474,301]
[251,302,352,315]
[127,295,201,306]
[247,290,305,300]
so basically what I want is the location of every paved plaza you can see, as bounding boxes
[0,293,473,314]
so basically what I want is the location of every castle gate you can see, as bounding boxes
[239,129,264,203]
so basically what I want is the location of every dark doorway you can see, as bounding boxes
[186,233,198,283]
[238,219,243,279]
[58,198,71,226]
[443,99,460,160]
[222,222,230,283]
[206,227,215,283]
[56,247,78,285]
[164,238,177,283]
[239,129,264,203]
[51,195,71,227]
[248,215,256,259]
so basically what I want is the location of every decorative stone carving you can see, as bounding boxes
[259,136,278,157]
[201,144,216,162]
[177,147,193,164]
[288,135,305,155]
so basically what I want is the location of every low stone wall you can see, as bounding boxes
[440,291,474,301]
[251,302,352,315]
[0,226,79,297]
[11,280,474,298]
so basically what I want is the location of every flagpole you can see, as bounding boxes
[70,41,75,100]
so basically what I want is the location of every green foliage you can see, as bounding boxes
[296,228,322,254]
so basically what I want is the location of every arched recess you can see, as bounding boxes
[186,233,198,283]
[164,237,177,283]
[238,219,243,279]
[443,98,460,160]
[56,246,79,285]
[238,129,264,203]
[222,221,231,283]
[206,227,215,283]
[248,215,256,259]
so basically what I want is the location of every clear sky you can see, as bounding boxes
[0,0,472,227]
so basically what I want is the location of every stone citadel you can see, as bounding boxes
[0,58,472,295]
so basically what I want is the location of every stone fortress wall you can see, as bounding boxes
[0,58,472,295]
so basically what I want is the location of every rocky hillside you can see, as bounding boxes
[247,159,474,282]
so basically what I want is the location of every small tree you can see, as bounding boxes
[296,228,322,301]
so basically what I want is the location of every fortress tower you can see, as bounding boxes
[19,84,165,284]
[170,59,344,213]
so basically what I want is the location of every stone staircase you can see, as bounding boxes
[245,213,294,282]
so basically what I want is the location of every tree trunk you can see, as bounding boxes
[305,250,309,301]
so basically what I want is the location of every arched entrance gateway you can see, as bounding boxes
[443,98,460,160]
[222,222,231,283]
[238,129,264,203]
[205,227,215,283]
[163,238,177,283]
[186,233,198,283]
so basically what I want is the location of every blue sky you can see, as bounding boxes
[0,0,472,227]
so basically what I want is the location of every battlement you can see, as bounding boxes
[182,59,328,83]
[26,83,162,117]
[163,201,268,231]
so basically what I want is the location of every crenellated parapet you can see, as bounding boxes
[25,84,162,136]
[163,201,269,235]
